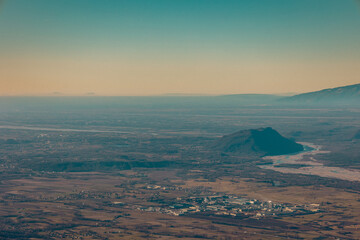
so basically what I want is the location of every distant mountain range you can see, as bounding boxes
[218,94,282,104]
[282,83,360,105]
[216,127,304,156]
[216,83,360,106]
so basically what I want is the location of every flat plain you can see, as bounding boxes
[0,97,360,239]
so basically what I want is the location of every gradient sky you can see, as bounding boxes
[0,0,359,96]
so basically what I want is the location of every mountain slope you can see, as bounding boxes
[282,83,360,105]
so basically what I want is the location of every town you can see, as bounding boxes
[137,185,321,218]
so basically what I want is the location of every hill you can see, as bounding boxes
[282,83,360,105]
[217,127,304,156]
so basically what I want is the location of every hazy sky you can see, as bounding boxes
[0,0,359,96]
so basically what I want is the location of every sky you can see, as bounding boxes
[0,0,359,96]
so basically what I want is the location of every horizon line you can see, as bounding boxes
[0,93,298,97]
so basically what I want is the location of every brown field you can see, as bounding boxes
[1,170,360,239]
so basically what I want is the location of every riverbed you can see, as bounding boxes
[261,142,360,182]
